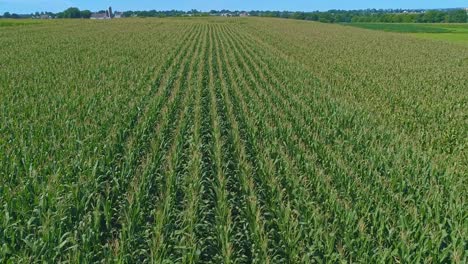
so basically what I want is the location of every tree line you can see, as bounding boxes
[1,8,92,19]
[249,9,467,23]
[119,9,468,23]
[1,8,467,23]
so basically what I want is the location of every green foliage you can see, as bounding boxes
[0,18,466,263]
[80,10,92,19]
[1,12,21,19]
[55,7,90,19]
[250,9,468,24]
[61,7,81,18]
[446,9,468,23]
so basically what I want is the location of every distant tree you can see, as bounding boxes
[62,7,81,18]
[24,8,467,23]
[446,10,467,23]
[80,10,92,19]
[401,14,418,23]
[3,12,11,18]
[318,12,334,23]
[291,12,306,20]
[304,13,319,21]
[123,11,134,17]
[423,10,445,23]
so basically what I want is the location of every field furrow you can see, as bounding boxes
[208,25,234,263]
[169,24,209,264]
[138,26,205,262]
[216,24,307,262]
[214,25,272,264]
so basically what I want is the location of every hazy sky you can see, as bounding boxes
[1,0,467,14]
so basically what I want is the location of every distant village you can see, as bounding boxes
[89,7,123,20]
[29,7,250,20]
[30,7,124,20]
[2,7,465,23]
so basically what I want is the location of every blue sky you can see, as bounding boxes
[1,0,467,14]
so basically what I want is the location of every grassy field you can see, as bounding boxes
[346,23,468,45]
[0,19,44,27]
[0,18,467,263]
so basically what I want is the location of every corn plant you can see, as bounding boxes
[0,17,466,263]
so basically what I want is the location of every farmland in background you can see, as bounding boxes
[0,17,467,263]
[346,23,468,44]
[0,19,44,27]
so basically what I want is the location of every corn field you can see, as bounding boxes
[0,18,467,263]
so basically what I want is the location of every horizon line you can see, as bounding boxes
[2,6,466,14]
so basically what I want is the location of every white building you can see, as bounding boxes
[90,13,110,19]
[90,7,113,20]
[114,12,124,18]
